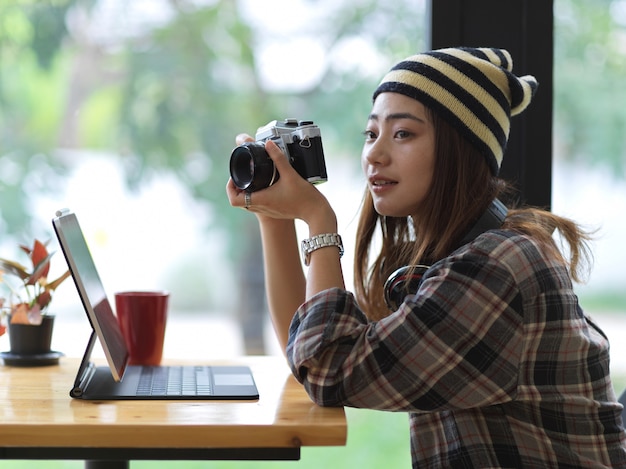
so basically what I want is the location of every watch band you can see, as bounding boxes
[301,233,344,266]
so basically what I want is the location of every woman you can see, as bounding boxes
[226,47,626,468]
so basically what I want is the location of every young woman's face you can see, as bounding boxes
[361,92,436,218]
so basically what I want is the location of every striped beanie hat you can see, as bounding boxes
[373,47,538,175]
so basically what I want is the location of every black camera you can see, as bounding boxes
[230,119,328,193]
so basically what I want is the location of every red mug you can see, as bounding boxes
[115,291,169,366]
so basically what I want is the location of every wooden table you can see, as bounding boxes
[0,356,347,468]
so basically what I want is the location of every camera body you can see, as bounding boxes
[230,118,328,192]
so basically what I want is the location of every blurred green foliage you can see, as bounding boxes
[0,0,426,249]
[554,0,626,176]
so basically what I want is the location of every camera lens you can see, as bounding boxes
[229,142,279,192]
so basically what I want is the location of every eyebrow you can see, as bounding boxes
[367,112,427,124]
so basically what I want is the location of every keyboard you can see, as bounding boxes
[136,366,213,397]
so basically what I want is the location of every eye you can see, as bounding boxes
[363,129,377,141]
[394,129,412,139]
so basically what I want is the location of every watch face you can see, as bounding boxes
[301,239,312,265]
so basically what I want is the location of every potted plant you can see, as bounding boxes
[0,239,70,365]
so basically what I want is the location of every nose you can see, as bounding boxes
[362,138,389,167]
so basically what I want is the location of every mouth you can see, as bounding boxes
[369,176,398,189]
[371,180,397,186]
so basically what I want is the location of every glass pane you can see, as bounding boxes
[553,0,626,382]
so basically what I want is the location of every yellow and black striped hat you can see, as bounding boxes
[373,47,538,175]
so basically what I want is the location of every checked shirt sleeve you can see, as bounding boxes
[286,234,526,412]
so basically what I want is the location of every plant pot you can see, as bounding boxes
[8,314,55,354]
[1,314,62,366]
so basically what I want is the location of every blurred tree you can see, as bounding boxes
[554,0,626,176]
[0,0,426,353]
[0,1,72,235]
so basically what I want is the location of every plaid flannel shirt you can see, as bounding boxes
[286,230,626,468]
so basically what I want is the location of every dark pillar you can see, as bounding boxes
[427,0,554,209]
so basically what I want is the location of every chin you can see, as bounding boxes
[373,200,417,218]
[374,205,409,218]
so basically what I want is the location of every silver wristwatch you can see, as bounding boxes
[301,233,344,266]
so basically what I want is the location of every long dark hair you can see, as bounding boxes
[354,107,593,320]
